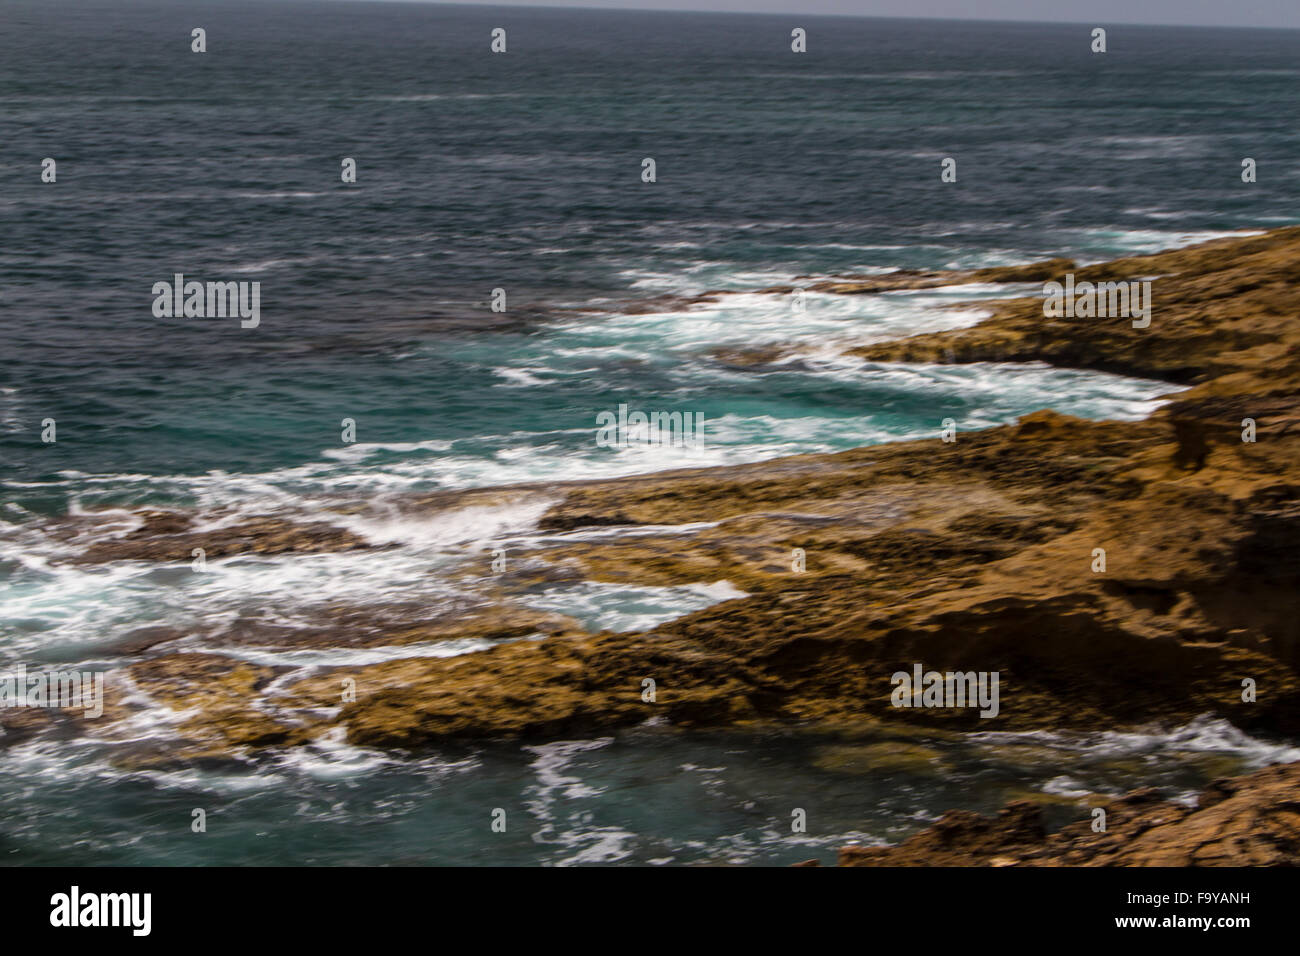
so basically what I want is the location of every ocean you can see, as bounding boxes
[2,0,1299,865]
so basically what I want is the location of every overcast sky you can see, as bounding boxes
[347,0,1300,29]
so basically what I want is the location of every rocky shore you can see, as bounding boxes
[19,226,1300,863]
[835,759,1300,866]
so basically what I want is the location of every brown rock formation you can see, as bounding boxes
[838,759,1300,866]
[849,227,1300,382]
[70,511,374,564]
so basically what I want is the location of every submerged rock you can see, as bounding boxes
[838,759,1300,866]
[63,511,375,564]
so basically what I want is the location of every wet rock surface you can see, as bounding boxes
[69,512,375,564]
[838,760,1300,866]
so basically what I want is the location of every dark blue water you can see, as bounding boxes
[1,1,1298,864]
[3,1,1296,494]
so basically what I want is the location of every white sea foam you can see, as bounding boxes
[969,715,1300,768]
[522,579,747,634]
[1070,228,1268,260]
[198,638,517,669]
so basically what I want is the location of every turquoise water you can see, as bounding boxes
[1,1,1299,864]
[6,718,1300,866]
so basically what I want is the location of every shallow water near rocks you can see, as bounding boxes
[1,716,1295,866]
